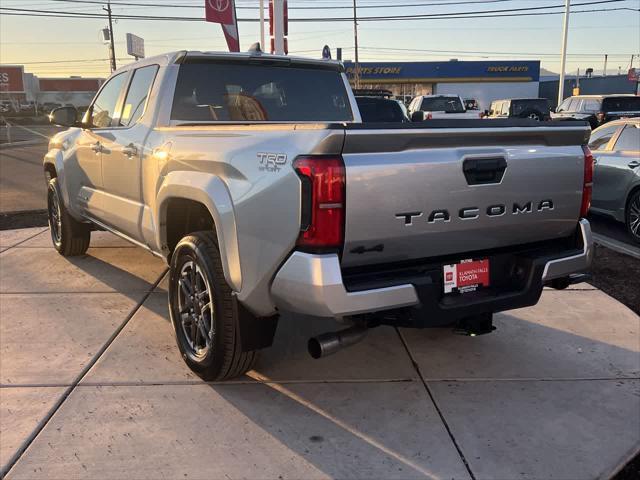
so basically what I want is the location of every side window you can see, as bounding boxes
[613,125,640,151]
[89,73,127,128]
[119,65,159,127]
[582,99,601,112]
[568,98,581,112]
[589,125,619,151]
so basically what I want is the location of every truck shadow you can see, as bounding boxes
[205,306,640,479]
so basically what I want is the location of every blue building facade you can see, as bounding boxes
[343,60,541,84]
[343,60,542,109]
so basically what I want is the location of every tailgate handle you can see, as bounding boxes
[463,157,507,185]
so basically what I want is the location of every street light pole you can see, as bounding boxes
[104,0,117,72]
[353,0,360,89]
[259,0,265,51]
[557,0,570,107]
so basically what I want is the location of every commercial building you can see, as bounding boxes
[0,64,103,110]
[344,60,541,109]
[539,73,639,108]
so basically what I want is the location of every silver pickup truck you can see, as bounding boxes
[45,51,593,380]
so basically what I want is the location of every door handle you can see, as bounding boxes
[628,160,640,169]
[122,143,138,157]
[90,142,102,153]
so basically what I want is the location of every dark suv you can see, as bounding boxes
[355,95,410,123]
[551,94,640,128]
[486,98,551,121]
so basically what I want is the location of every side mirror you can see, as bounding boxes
[411,111,425,122]
[49,106,79,127]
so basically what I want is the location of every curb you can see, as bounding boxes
[593,233,640,260]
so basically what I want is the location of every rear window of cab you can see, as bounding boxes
[171,62,353,122]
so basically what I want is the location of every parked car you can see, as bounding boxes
[41,102,62,114]
[588,118,640,243]
[551,94,640,129]
[408,94,483,121]
[46,51,593,380]
[486,98,551,121]
[355,95,410,122]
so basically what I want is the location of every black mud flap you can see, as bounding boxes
[233,295,279,352]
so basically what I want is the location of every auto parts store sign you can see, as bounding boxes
[0,66,25,93]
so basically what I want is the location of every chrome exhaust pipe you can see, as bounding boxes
[308,326,368,359]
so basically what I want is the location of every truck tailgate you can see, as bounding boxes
[340,121,591,268]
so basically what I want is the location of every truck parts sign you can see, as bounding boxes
[0,66,25,92]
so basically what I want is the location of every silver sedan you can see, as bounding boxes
[589,118,640,243]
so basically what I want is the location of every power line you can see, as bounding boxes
[29,0,535,9]
[0,0,635,22]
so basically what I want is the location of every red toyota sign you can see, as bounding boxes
[0,66,25,93]
[205,0,239,52]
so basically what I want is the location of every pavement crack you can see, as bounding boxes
[395,327,477,480]
[0,227,48,252]
[1,267,169,478]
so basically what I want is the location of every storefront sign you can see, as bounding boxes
[343,61,539,82]
[0,66,25,93]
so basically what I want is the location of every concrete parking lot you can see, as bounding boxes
[0,227,638,479]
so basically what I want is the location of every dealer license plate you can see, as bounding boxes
[443,258,490,294]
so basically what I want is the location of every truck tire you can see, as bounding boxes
[626,189,640,244]
[168,231,257,380]
[47,178,91,256]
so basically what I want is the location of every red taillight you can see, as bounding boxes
[293,156,345,249]
[581,145,594,218]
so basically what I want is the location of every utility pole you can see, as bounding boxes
[603,54,608,76]
[353,0,360,89]
[557,0,570,107]
[259,0,265,51]
[104,0,117,72]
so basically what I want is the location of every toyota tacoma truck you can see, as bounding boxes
[45,51,593,380]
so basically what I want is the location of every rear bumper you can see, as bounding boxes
[270,219,593,321]
[270,252,419,318]
[541,219,593,281]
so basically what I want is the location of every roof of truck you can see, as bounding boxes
[112,50,344,75]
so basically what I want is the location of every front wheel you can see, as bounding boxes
[47,178,90,256]
[168,231,257,380]
[626,190,640,244]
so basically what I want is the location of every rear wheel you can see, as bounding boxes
[626,189,640,244]
[168,231,257,380]
[47,178,90,256]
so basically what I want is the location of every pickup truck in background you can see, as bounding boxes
[45,51,593,380]
[408,94,483,121]
[551,94,640,129]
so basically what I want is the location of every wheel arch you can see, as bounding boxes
[156,172,242,292]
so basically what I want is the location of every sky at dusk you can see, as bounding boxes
[0,0,638,78]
